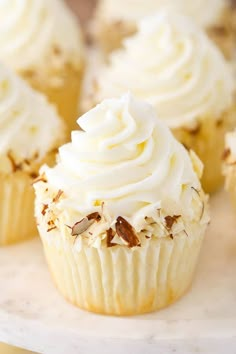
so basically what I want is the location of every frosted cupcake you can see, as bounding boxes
[0,0,84,131]
[34,94,209,316]
[223,130,236,206]
[0,64,65,245]
[92,0,236,59]
[89,11,236,193]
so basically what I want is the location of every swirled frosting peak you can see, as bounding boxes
[40,94,206,232]
[95,11,234,128]
[0,63,64,168]
[0,0,83,71]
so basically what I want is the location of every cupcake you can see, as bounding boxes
[0,63,65,245]
[88,11,236,193]
[34,94,209,316]
[0,0,84,131]
[223,130,236,206]
[92,0,236,60]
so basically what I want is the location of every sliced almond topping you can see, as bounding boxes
[164,215,181,231]
[71,218,94,236]
[106,228,117,247]
[87,212,101,221]
[32,173,47,185]
[7,151,22,172]
[115,216,141,248]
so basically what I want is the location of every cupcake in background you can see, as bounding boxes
[92,0,236,60]
[34,94,209,316]
[0,0,85,131]
[87,11,236,193]
[0,63,65,245]
[223,130,236,207]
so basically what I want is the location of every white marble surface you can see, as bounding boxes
[0,191,235,354]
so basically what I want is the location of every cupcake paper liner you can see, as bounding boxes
[39,223,205,316]
[174,108,236,193]
[0,172,37,245]
[224,163,236,209]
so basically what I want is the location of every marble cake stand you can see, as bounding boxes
[0,191,235,354]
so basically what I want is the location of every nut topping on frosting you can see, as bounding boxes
[115,216,141,248]
[34,94,210,248]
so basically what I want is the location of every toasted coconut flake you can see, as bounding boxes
[115,216,141,248]
[32,172,47,185]
[30,172,38,179]
[47,226,57,232]
[222,148,231,161]
[7,151,22,172]
[164,215,181,231]
[41,204,48,216]
[53,190,64,203]
[106,228,117,247]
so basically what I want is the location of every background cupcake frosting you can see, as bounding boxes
[95,11,234,128]
[0,0,83,71]
[97,0,225,28]
[0,64,64,174]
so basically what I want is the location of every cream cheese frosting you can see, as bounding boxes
[97,0,226,28]
[0,0,84,71]
[0,63,65,172]
[95,11,235,129]
[35,94,209,248]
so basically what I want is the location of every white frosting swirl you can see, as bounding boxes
[97,0,226,28]
[95,11,234,128]
[0,63,64,165]
[41,94,204,229]
[0,0,83,71]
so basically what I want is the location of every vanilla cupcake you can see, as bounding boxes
[89,11,236,193]
[34,94,209,316]
[0,64,65,245]
[223,130,236,206]
[93,0,236,59]
[0,0,84,131]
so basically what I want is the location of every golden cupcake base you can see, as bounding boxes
[0,172,37,246]
[39,221,205,316]
[224,163,236,209]
[93,19,135,54]
[93,7,236,60]
[174,108,236,194]
[23,63,84,133]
